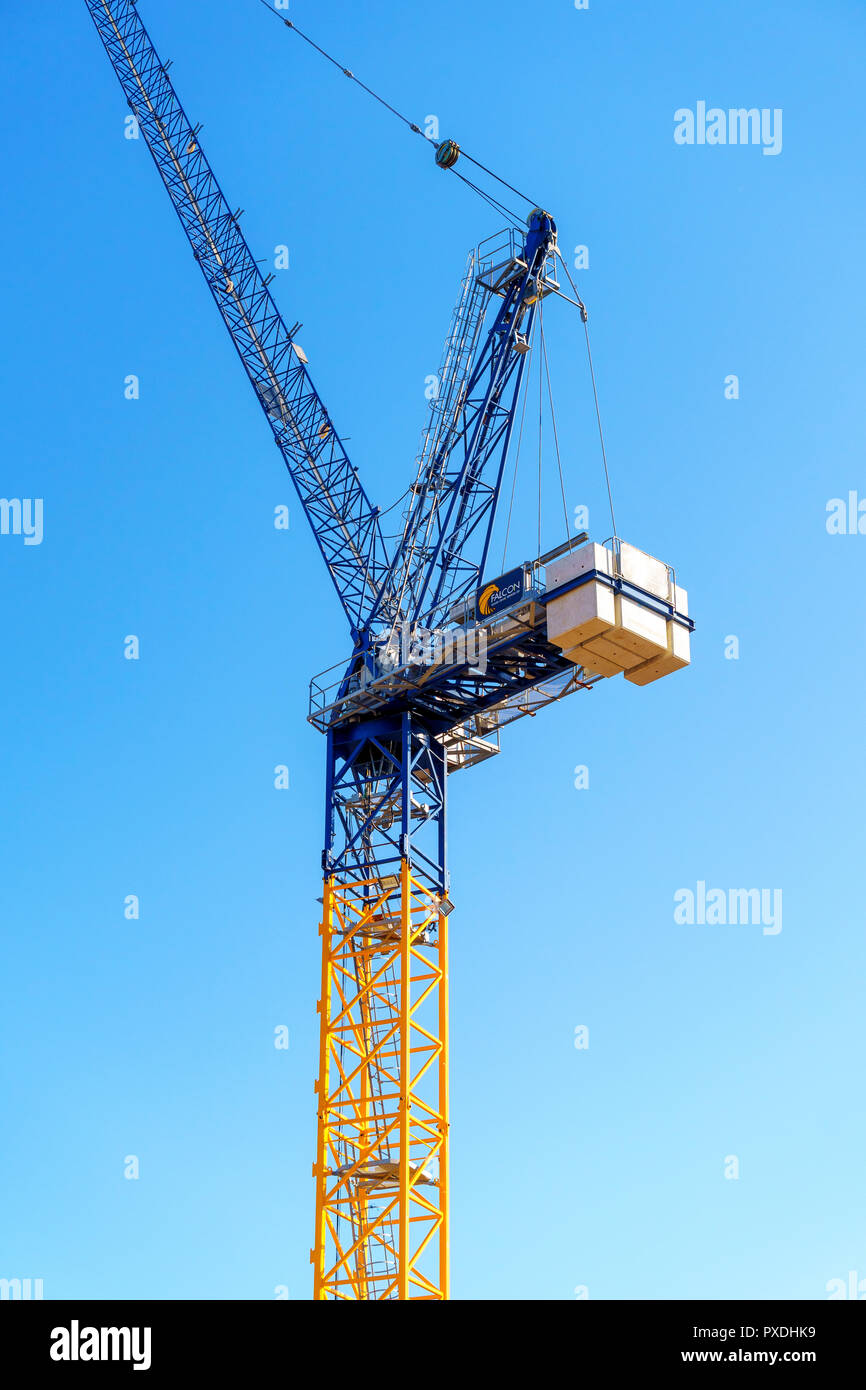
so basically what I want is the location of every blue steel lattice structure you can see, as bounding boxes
[83,0,392,642]
[373,218,559,633]
[84,0,611,1299]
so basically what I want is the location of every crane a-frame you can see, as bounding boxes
[85,0,693,1300]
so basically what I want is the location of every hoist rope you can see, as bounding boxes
[538,297,572,543]
[451,170,524,227]
[458,151,540,211]
[556,248,618,540]
[500,315,535,569]
[537,314,544,558]
[256,1,539,224]
[257,1,426,137]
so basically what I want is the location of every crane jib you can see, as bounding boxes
[85,0,559,656]
[85,0,393,639]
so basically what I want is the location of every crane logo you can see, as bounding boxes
[478,584,499,617]
[476,567,525,620]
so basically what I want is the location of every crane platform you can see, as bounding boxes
[308,534,694,764]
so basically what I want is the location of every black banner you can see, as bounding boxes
[1,1299,862,1374]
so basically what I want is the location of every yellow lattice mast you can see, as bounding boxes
[313,867,449,1299]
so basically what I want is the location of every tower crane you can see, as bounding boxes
[85,0,694,1301]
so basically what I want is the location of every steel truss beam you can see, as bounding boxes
[84,0,393,638]
[370,214,560,633]
[313,866,449,1300]
[315,710,449,1299]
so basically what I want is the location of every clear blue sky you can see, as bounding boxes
[2,0,865,1301]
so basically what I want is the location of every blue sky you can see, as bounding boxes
[1,0,865,1301]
